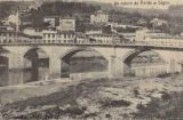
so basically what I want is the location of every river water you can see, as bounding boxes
[0,66,49,87]
[0,57,108,87]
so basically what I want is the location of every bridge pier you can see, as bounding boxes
[9,54,24,70]
[167,59,183,73]
[108,56,124,79]
[49,56,61,79]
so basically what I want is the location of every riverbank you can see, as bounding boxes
[1,74,183,119]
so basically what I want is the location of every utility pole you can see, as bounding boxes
[15,9,20,43]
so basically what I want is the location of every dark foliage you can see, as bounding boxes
[134,92,183,120]
[24,1,100,30]
[101,99,131,108]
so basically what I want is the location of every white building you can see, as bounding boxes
[42,30,75,43]
[57,18,76,32]
[119,33,136,42]
[23,27,42,36]
[90,10,109,24]
[75,32,89,44]
[43,16,58,28]
[87,33,120,44]
[0,30,34,43]
[135,28,183,47]
[150,18,168,28]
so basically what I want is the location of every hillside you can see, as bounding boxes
[0,1,31,20]
[0,1,183,34]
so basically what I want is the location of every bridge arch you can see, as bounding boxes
[122,48,167,77]
[23,47,50,82]
[60,47,110,61]
[23,47,49,59]
[60,47,109,78]
[0,47,10,58]
[0,47,10,68]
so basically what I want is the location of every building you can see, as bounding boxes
[150,18,168,28]
[23,27,42,36]
[57,18,76,32]
[90,10,109,24]
[135,28,183,47]
[0,30,34,43]
[87,33,120,44]
[75,32,89,44]
[42,30,76,43]
[6,11,21,32]
[119,33,136,42]
[43,16,59,28]
[137,19,148,26]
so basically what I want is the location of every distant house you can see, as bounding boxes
[57,17,76,32]
[42,30,75,43]
[150,18,168,28]
[90,10,109,24]
[119,33,136,42]
[87,33,120,44]
[23,27,42,38]
[135,28,183,47]
[75,32,89,43]
[137,19,147,26]
[0,30,34,43]
[43,16,59,28]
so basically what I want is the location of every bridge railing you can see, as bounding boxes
[0,39,183,49]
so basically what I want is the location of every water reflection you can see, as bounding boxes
[0,65,49,87]
[0,56,108,87]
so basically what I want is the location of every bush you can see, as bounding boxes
[157,73,171,78]
[102,99,131,108]
[134,88,140,97]
[161,92,172,101]
[136,104,145,110]
[64,106,86,115]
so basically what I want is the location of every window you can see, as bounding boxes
[52,34,55,38]
[68,34,71,38]
[64,34,66,39]
[48,34,50,38]
[43,34,46,38]
[9,33,12,37]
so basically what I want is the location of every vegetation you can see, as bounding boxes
[134,91,183,120]
[1,1,183,34]
[101,99,131,108]
[1,78,107,119]
[23,1,100,30]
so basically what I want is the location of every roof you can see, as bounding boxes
[44,16,59,19]
[76,32,87,39]
[150,35,183,40]
[57,30,75,34]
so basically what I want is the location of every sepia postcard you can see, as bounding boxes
[0,0,183,119]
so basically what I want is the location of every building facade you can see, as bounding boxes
[87,33,120,44]
[90,10,109,24]
[135,29,183,47]
[42,30,76,43]
[0,30,35,43]
[43,16,59,28]
[57,18,76,32]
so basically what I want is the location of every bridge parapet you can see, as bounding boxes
[0,40,183,50]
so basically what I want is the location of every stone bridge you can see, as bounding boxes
[1,44,183,78]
